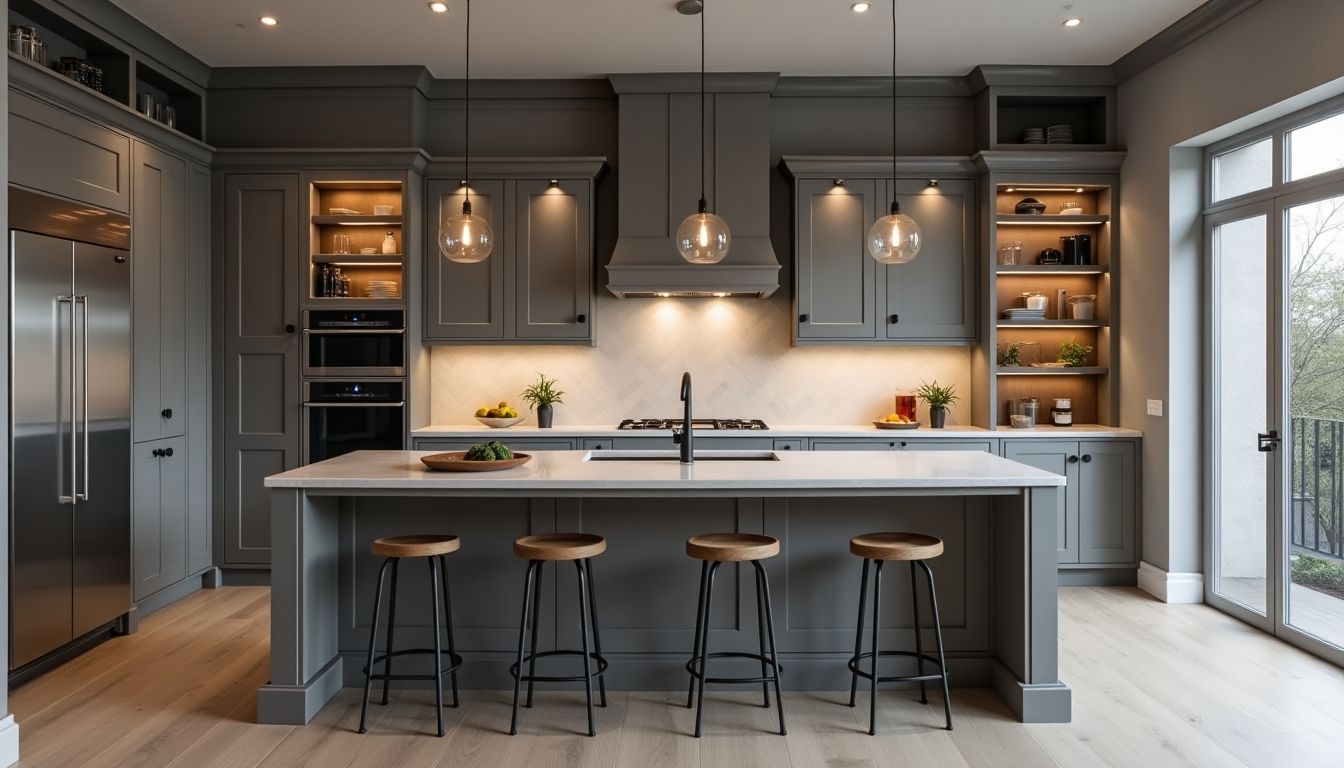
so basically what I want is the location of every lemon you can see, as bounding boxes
[498,400,509,409]
[885,413,900,422]
[475,407,489,417]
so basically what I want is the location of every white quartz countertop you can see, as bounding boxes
[410,424,1142,439]
[265,449,1067,493]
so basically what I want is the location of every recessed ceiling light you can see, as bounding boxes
[428,1,448,12]
[850,1,871,13]
[1062,17,1082,28]
[259,15,278,26]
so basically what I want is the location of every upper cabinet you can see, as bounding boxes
[422,160,604,346]
[10,91,131,212]
[783,158,978,345]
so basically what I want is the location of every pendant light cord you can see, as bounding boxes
[463,0,472,210]
[699,0,707,214]
[890,0,898,215]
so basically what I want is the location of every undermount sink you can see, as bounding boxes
[583,449,779,462]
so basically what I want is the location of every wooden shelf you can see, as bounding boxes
[311,214,402,226]
[996,264,1108,275]
[312,253,403,265]
[306,296,404,306]
[997,366,1109,376]
[997,319,1106,329]
[995,214,1109,226]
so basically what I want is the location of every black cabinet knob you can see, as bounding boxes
[1081,454,1092,463]
[781,444,793,450]
[1068,455,1080,464]
[799,313,809,323]
[889,314,899,324]
[285,324,296,334]
[889,441,897,448]
[900,441,908,447]
[161,408,173,419]
[577,314,587,324]
[163,447,174,458]
[151,448,162,457]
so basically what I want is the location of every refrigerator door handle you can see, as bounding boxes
[76,294,90,502]
[57,295,76,505]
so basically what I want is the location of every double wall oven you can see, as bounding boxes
[301,310,407,463]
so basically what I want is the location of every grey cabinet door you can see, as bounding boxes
[1077,440,1137,564]
[131,141,188,443]
[810,439,900,451]
[796,178,878,340]
[899,440,995,452]
[424,179,506,340]
[515,179,592,340]
[884,178,976,341]
[133,437,187,601]
[222,174,301,566]
[185,163,212,576]
[9,91,131,212]
[1003,440,1079,564]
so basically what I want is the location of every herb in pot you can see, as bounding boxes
[915,381,959,429]
[520,373,565,428]
[998,342,1023,368]
[1057,340,1094,368]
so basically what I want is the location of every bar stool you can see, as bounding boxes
[358,534,463,737]
[684,533,786,738]
[510,533,609,737]
[846,532,952,735]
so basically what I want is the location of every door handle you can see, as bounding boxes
[57,295,76,505]
[799,313,809,323]
[889,314,899,324]
[1258,430,1281,452]
[285,324,296,334]
[76,295,89,502]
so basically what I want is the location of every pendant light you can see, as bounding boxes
[439,0,494,263]
[675,0,730,265]
[866,0,921,264]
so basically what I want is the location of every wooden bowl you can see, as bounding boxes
[475,415,525,428]
[421,451,533,472]
[873,420,921,430]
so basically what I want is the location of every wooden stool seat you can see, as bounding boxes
[372,534,461,559]
[686,533,780,562]
[514,534,607,561]
[849,532,943,561]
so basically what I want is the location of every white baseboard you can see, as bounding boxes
[0,715,19,767]
[1137,561,1204,604]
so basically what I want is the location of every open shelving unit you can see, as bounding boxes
[306,179,406,303]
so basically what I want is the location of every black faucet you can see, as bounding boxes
[674,371,694,463]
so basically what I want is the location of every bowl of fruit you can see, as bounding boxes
[873,412,920,430]
[475,401,525,428]
[422,441,532,472]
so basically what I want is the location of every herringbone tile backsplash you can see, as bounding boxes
[430,296,972,426]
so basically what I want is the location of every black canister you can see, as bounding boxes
[1075,233,1093,265]
[1060,235,1078,265]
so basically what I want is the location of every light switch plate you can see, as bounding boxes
[1146,399,1164,417]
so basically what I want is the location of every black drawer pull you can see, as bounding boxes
[799,313,809,323]
[889,314,899,324]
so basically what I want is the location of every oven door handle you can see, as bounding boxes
[302,328,406,335]
[301,401,407,408]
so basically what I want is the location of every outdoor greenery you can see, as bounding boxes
[1292,552,1344,599]
[1291,196,1344,420]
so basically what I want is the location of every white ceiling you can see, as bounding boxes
[112,0,1206,79]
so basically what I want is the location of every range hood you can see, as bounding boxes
[606,73,781,298]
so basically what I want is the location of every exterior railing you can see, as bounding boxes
[1292,416,1344,560]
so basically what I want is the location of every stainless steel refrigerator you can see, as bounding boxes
[9,187,131,671]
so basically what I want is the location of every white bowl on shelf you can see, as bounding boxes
[475,415,525,429]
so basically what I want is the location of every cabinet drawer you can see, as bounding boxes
[900,440,994,452]
[10,92,130,213]
[413,438,577,452]
[773,439,804,452]
[810,440,899,451]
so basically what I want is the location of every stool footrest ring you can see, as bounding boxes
[509,649,609,683]
[847,649,945,684]
[686,651,783,685]
[362,648,463,681]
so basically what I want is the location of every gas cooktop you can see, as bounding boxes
[617,418,770,431]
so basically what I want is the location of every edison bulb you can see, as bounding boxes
[439,206,494,264]
[867,209,922,264]
[676,211,731,264]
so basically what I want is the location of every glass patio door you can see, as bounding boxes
[1207,204,1276,629]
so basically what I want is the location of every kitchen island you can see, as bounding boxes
[261,449,1068,726]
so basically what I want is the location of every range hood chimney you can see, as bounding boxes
[605,73,781,298]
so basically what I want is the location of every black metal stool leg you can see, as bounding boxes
[439,555,460,708]
[686,560,709,709]
[584,558,608,707]
[919,560,953,731]
[755,564,770,709]
[525,562,544,708]
[429,557,446,737]
[868,559,884,736]
[358,557,393,734]
[755,560,786,736]
[575,560,596,737]
[910,561,928,705]
[848,557,870,708]
[510,560,539,736]
[692,560,721,738]
[379,558,400,706]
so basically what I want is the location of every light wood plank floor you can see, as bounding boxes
[10,586,1344,767]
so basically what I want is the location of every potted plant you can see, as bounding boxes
[1058,339,1094,368]
[520,373,565,428]
[997,342,1023,368]
[915,381,959,429]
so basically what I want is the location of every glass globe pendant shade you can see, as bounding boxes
[439,201,494,264]
[867,204,922,264]
[676,199,731,264]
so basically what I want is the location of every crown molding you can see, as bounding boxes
[1112,0,1264,82]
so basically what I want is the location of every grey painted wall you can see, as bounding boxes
[1118,0,1344,574]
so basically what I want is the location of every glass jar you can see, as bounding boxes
[893,390,917,422]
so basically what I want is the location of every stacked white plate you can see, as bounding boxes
[1046,124,1074,144]
[366,280,400,299]
[1021,127,1045,144]
[1001,307,1046,320]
